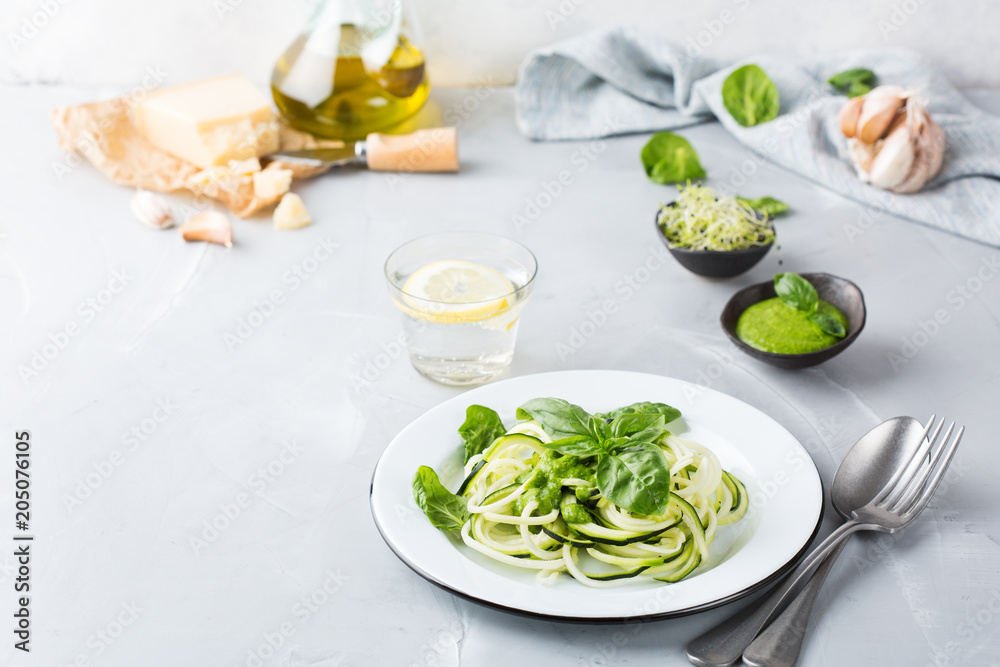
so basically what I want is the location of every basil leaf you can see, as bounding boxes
[603,437,634,451]
[722,64,780,127]
[412,466,469,531]
[737,196,789,217]
[774,273,818,313]
[595,444,672,516]
[641,132,707,184]
[543,435,606,457]
[517,398,598,441]
[589,415,611,441]
[458,405,506,463]
[609,414,666,443]
[827,68,876,97]
[810,311,847,338]
[595,402,682,425]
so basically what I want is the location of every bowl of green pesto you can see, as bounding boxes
[721,273,866,369]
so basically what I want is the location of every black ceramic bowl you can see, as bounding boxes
[654,206,773,279]
[720,273,867,369]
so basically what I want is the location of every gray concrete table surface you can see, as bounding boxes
[1,85,998,667]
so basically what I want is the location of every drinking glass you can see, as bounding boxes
[384,232,537,385]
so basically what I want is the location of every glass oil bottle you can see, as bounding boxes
[271,0,429,140]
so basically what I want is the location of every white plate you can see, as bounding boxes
[370,370,823,622]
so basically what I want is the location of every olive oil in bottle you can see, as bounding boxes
[271,1,429,140]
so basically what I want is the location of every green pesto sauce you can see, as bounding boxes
[511,451,595,517]
[561,503,591,524]
[737,298,848,354]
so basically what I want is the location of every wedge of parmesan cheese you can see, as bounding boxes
[135,74,279,169]
[273,193,312,230]
[253,168,293,202]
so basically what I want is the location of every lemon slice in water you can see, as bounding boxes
[402,260,515,323]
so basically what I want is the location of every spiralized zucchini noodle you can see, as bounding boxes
[457,421,748,588]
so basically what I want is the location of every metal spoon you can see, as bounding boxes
[741,415,935,665]
[687,416,928,667]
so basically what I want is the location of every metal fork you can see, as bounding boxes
[687,416,964,667]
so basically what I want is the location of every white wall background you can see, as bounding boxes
[2,0,998,89]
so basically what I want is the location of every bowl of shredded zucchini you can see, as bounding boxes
[655,184,776,278]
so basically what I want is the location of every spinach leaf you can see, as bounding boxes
[543,435,606,457]
[596,401,682,425]
[641,132,707,184]
[809,311,847,338]
[827,68,875,98]
[827,67,875,89]
[774,273,818,313]
[737,196,789,217]
[517,398,598,441]
[458,405,506,463]
[412,466,469,531]
[596,444,672,516]
[846,81,872,98]
[722,64,780,127]
[609,413,666,442]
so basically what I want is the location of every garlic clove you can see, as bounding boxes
[892,105,945,194]
[891,148,932,195]
[130,189,175,229]
[884,108,908,136]
[863,84,908,106]
[865,84,907,98]
[867,120,916,191]
[914,102,944,178]
[838,96,865,139]
[923,116,945,180]
[847,138,877,177]
[180,211,233,248]
[857,89,905,144]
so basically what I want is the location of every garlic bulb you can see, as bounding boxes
[130,189,175,229]
[180,211,233,248]
[839,86,944,194]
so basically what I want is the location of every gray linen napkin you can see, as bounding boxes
[516,25,1000,247]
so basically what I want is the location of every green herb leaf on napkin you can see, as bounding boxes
[722,64,780,127]
[827,68,876,98]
